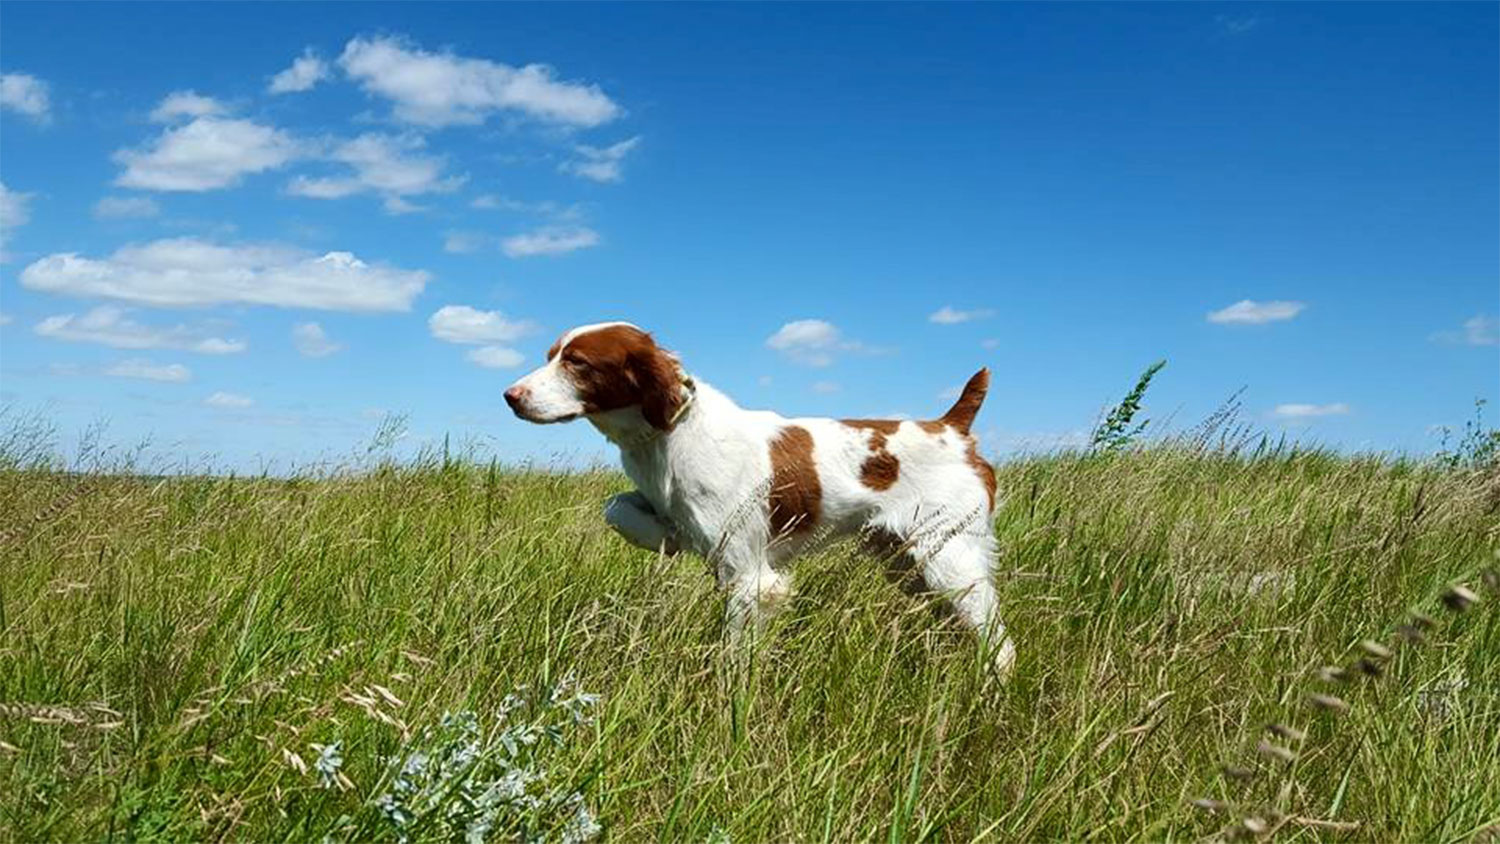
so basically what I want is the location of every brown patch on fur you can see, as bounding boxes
[840,418,901,435]
[918,420,948,435]
[556,325,684,430]
[860,450,900,491]
[939,368,989,434]
[965,437,997,510]
[769,426,821,538]
[854,427,900,491]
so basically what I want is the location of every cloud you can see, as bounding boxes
[104,358,192,383]
[1207,299,1306,325]
[428,305,536,344]
[115,110,306,191]
[35,305,246,354]
[269,49,330,94]
[1216,14,1260,35]
[929,306,995,325]
[292,321,342,357]
[466,346,526,369]
[205,391,253,408]
[1,73,50,123]
[443,231,490,254]
[561,136,641,183]
[150,91,226,123]
[811,381,840,394]
[21,238,430,312]
[0,312,11,326]
[980,338,1001,350]
[1431,314,1499,347]
[338,35,623,128]
[1272,403,1350,419]
[501,226,599,258]
[765,319,874,367]
[285,133,463,209]
[92,196,161,220]
[0,180,34,262]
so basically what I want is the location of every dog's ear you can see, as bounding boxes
[631,342,684,431]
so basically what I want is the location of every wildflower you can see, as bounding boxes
[312,741,344,790]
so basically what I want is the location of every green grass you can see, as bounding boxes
[1,447,1497,842]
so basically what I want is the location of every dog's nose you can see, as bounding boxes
[504,385,528,411]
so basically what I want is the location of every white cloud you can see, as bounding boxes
[929,306,995,325]
[382,195,424,215]
[292,321,342,357]
[286,133,462,210]
[980,338,1001,350]
[0,312,13,326]
[338,35,623,128]
[1432,314,1499,347]
[466,345,526,369]
[104,358,192,383]
[35,305,246,354]
[443,231,489,254]
[269,49,330,94]
[1207,299,1306,325]
[0,181,34,262]
[1,73,50,123]
[1272,403,1350,419]
[21,238,430,312]
[501,226,599,258]
[115,113,306,191]
[811,381,840,394]
[92,196,161,220]
[561,136,641,183]
[428,305,536,345]
[150,91,226,123]
[938,385,963,400]
[765,319,874,367]
[205,391,253,408]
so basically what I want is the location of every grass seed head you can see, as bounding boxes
[1441,584,1479,612]
[1221,764,1256,782]
[1307,693,1350,714]
[1358,639,1393,660]
[1356,658,1384,678]
[1192,797,1229,813]
[1256,739,1297,763]
[1316,665,1350,683]
[1265,723,1307,742]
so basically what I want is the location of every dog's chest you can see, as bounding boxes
[621,444,752,552]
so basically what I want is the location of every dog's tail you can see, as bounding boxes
[939,368,989,434]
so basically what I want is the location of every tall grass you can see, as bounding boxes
[1,430,1497,841]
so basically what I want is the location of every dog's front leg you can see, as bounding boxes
[603,491,680,556]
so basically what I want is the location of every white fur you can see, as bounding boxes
[508,333,1015,677]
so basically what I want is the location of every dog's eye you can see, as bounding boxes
[561,350,586,367]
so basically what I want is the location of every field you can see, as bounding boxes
[2,439,1498,842]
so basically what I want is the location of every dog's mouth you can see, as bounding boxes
[513,408,581,424]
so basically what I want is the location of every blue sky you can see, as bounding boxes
[1,3,1495,471]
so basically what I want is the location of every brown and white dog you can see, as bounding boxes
[505,322,1015,675]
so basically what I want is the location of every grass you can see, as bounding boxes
[1,438,1498,842]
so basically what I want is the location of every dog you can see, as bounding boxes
[505,322,1015,675]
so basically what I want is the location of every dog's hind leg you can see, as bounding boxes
[911,525,1016,678]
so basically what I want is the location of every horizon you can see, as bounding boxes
[2,3,1496,472]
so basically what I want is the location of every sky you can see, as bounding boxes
[1,3,1496,472]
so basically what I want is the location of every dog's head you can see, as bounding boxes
[505,322,686,430]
